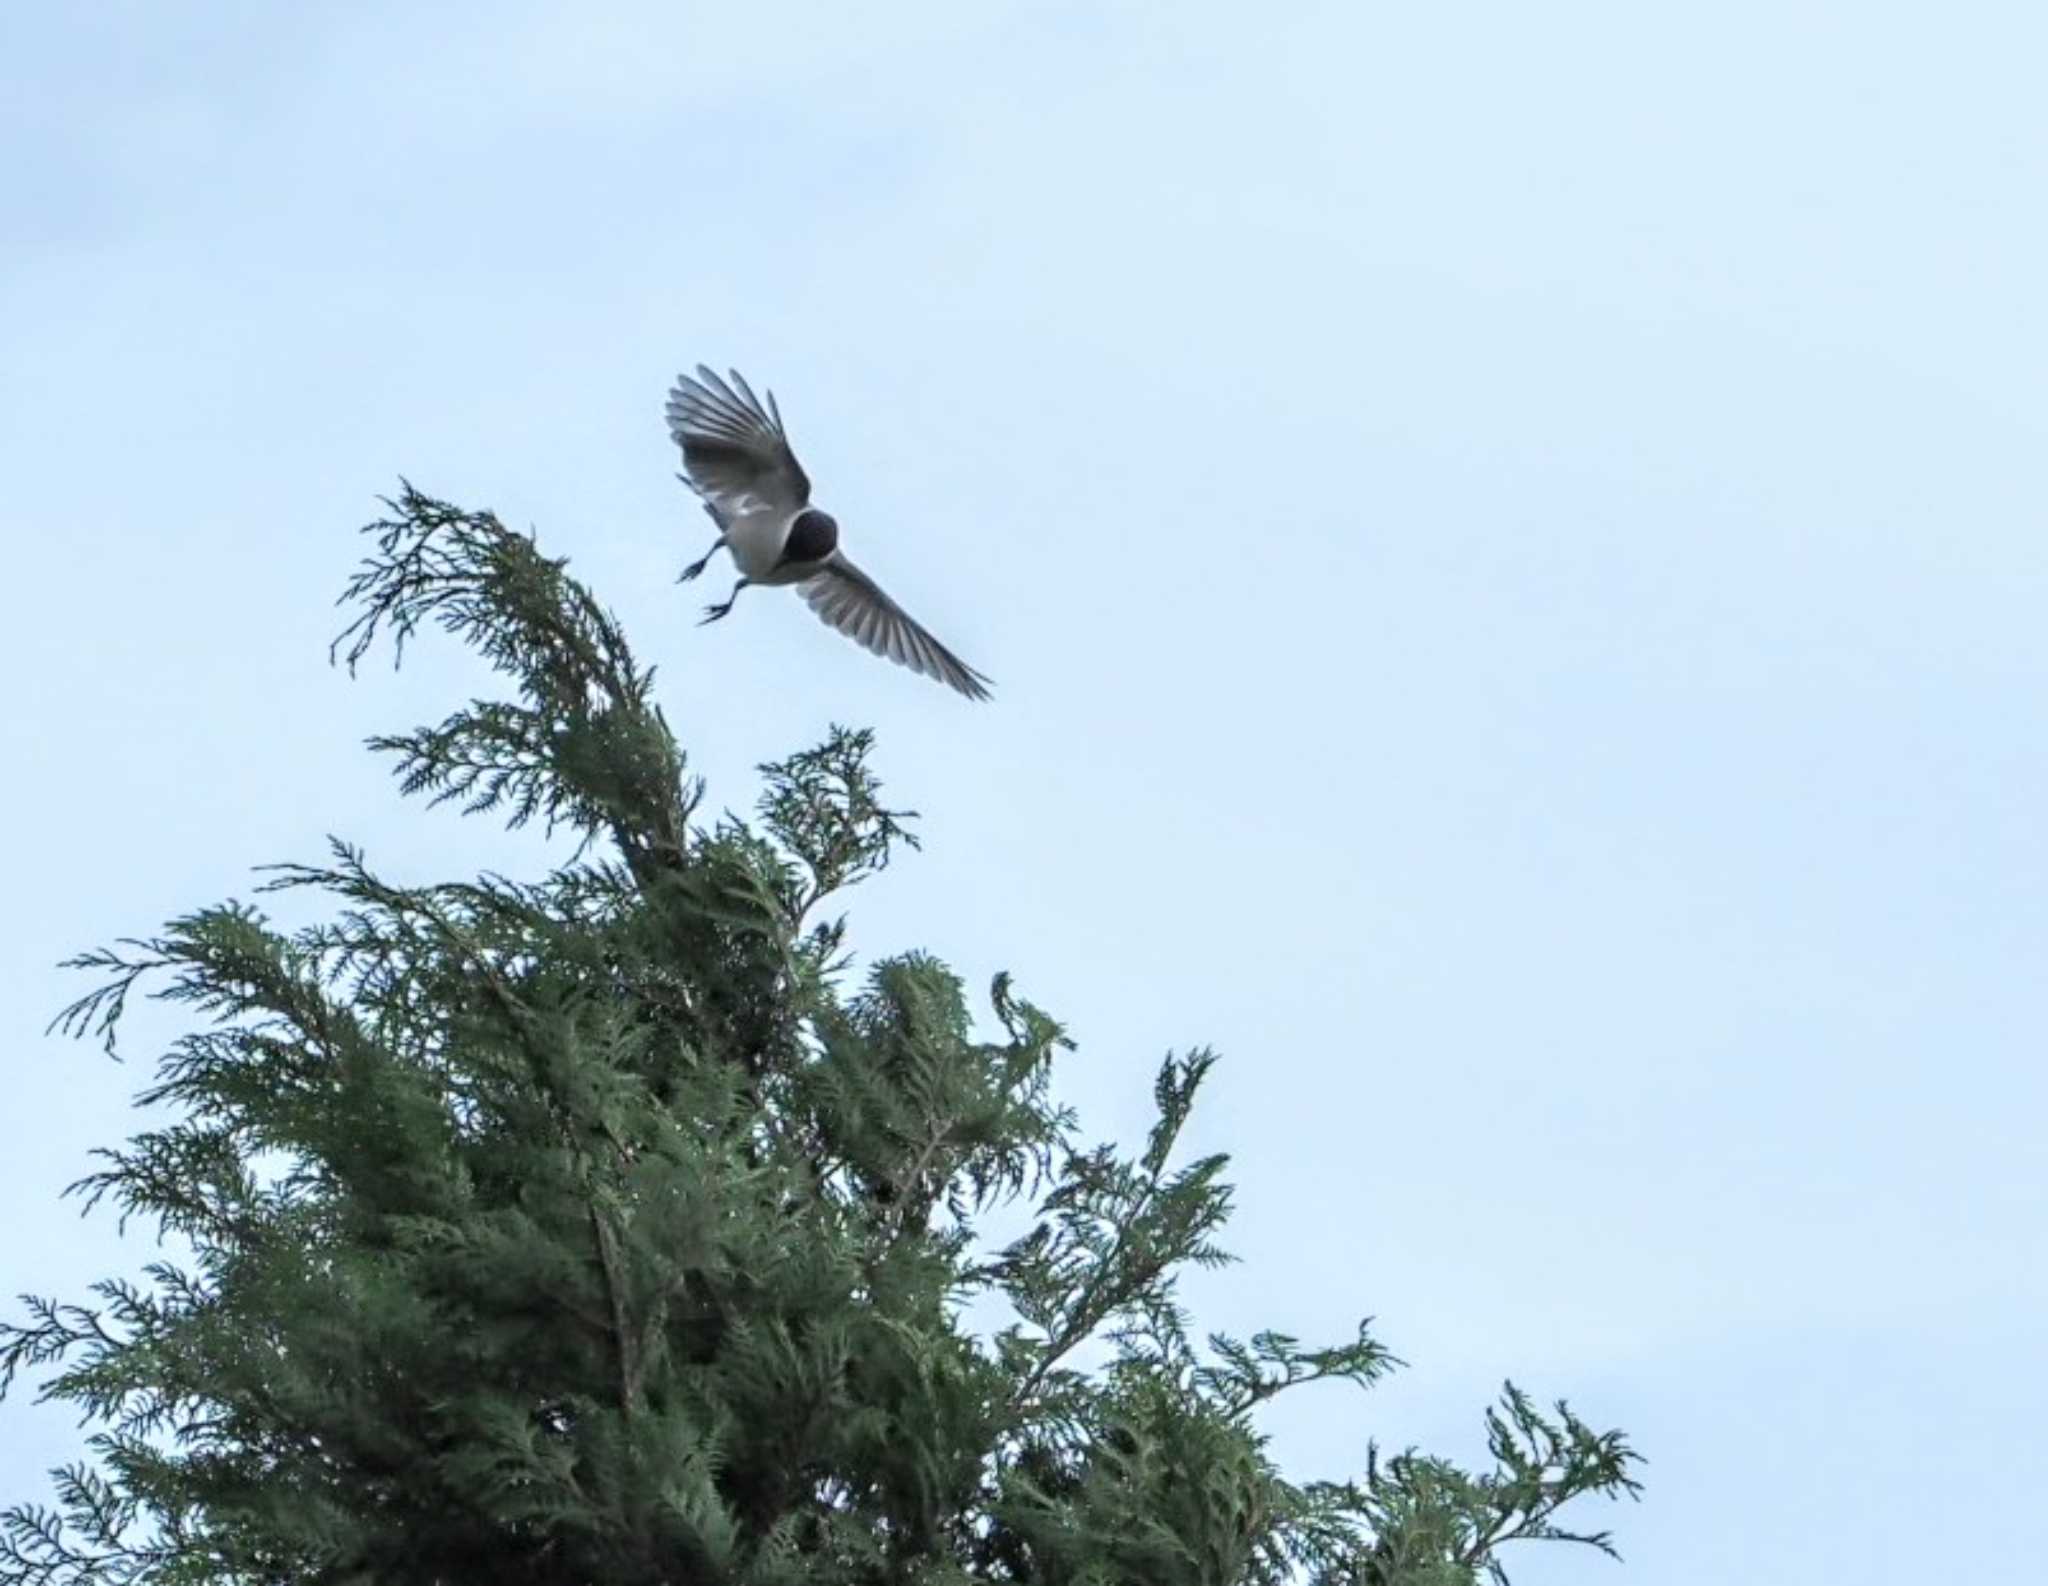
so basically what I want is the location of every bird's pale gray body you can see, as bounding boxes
[722,509,806,583]
[665,366,992,701]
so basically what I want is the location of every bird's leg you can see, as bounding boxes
[699,578,751,624]
[677,534,728,583]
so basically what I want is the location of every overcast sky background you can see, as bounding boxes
[5,4,2045,1580]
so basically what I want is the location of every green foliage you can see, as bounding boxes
[4,485,1640,1585]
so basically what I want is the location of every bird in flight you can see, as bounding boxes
[666,366,993,701]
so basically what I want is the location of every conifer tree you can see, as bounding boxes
[3,487,1640,1585]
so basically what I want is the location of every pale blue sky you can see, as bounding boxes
[5,3,2045,1580]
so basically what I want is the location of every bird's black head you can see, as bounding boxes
[781,507,839,566]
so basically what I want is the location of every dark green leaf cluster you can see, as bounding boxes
[4,487,1640,1585]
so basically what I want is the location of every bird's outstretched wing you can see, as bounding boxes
[800,556,993,701]
[665,366,811,520]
